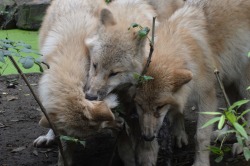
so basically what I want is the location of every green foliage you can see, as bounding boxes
[248,52,250,58]
[0,38,42,73]
[202,99,250,161]
[60,135,86,147]
[128,23,150,39]
[105,0,111,4]
[133,72,154,85]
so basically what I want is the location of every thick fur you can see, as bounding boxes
[145,0,185,22]
[34,0,122,165]
[85,0,157,100]
[134,0,250,166]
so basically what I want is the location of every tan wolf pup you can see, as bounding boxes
[33,0,122,165]
[134,0,250,166]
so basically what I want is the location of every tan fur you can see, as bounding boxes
[85,0,157,100]
[135,0,250,166]
[146,0,185,22]
[36,0,122,165]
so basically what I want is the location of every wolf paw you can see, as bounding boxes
[175,131,188,148]
[232,143,243,155]
[33,129,55,147]
[104,94,119,109]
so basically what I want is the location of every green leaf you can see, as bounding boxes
[208,146,223,155]
[60,135,85,147]
[0,54,5,63]
[243,147,250,161]
[237,109,250,120]
[16,43,32,49]
[246,86,250,90]
[133,73,140,81]
[2,43,14,49]
[138,27,150,38]
[236,133,243,146]
[215,155,223,163]
[199,112,222,115]
[105,0,111,4]
[20,48,35,53]
[248,52,250,58]
[142,75,154,81]
[201,117,220,129]
[19,56,34,69]
[225,111,237,124]
[229,99,250,110]
[233,122,248,139]
[218,115,225,130]
[79,141,86,146]
[131,23,139,28]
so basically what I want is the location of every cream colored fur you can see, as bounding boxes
[34,0,123,165]
[134,0,250,166]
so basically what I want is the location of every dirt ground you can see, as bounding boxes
[0,74,249,166]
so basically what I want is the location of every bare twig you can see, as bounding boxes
[214,69,231,108]
[141,16,156,76]
[8,56,68,166]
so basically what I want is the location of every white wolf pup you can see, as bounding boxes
[134,0,250,166]
[33,0,122,165]
[85,0,157,101]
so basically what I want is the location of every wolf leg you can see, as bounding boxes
[193,88,217,166]
[58,140,77,166]
[170,113,188,148]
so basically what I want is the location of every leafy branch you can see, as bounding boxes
[1,38,68,166]
[129,17,156,85]
[200,70,250,162]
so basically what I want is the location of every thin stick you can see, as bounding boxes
[141,16,156,76]
[214,69,231,108]
[8,56,68,166]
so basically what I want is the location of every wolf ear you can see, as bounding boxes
[90,102,115,121]
[172,69,192,92]
[100,8,116,26]
[39,115,51,128]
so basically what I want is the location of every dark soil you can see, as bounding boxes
[0,74,249,166]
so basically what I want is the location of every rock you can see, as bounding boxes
[0,0,17,29]
[0,0,51,30]
[16,0,51,30]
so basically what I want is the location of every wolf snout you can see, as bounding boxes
[85,93,98,101]
[142,134,155,141]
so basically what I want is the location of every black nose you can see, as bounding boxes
[85,93,98,101]
[142,135,155,141]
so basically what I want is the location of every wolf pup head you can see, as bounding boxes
[134,68,192,141]
[85,8,150,100]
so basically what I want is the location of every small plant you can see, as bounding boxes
[201,93,250,162]
[128,23,151,40]
[128,22,155,85]
[60,135,86,147]
[0,38,43,73]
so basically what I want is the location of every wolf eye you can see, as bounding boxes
[93,63,97,70]
[109,71,119,77]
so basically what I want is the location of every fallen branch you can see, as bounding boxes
[8,56,68,166]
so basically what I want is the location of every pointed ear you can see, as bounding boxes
[100,8,116,26]
[39,115,51,128]
[90,102,115,121]
[172,69,192,92]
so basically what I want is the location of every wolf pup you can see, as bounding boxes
[85,0,157,101]
[33,0,122,165]
[134,0,250,166]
